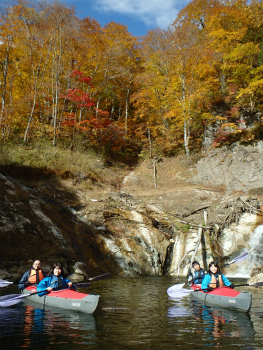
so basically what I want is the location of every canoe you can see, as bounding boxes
[22,286,100,314]
[190,284,252,312]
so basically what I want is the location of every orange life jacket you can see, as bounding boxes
[28,269,45,284]
[209,274,224,289]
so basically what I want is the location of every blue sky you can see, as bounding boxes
[51,0,192,37]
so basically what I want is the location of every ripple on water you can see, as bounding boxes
[0,277,262,350]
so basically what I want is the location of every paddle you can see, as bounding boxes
[81,272,110,282]
[220,252,248,268]
[0,279,91,288]
[0,272,110,307]
[167,252,249,298]
[0,273,40,287]
[230,281,263,288]
[186,252,248,286]
[167,280,263,299]
[167,283,234,299]
[0,272,110,288]
[0,288,57,307]
[167,285,192,299]
[0,280,30,287]
[74,282,91,288]
[58,272,109,288]
[55,273,109,288]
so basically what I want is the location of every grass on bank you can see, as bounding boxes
[0,141,128,190]
[0,140,204,199]
[0,141,102,172]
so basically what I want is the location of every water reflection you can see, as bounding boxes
[0,278,262,350]
[192,299,255,338]
[167,303,192,318]
[0,301,96,349]
[167,297,255,348]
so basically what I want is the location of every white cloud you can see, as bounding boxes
[93,0,188,29]
[35,0,191,30]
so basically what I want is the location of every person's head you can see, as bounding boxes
[208,261,220,275]
[192,261,200,271]
[32,260,41,270]
[49,262,64,277]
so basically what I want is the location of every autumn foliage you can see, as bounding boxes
[0,0,263,162]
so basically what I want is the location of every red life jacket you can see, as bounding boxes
[28,269,45,284]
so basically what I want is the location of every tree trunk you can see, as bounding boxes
[0,38,12,142]
[124,86,130,137]
[24,95,37,142]
[184,119,190,156]
[190,225,203,266]
[148,127,152,159]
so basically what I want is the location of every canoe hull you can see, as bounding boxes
[22,287,100,314]
[190,285,252,312]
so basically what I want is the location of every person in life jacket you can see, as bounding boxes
[201,261,235,291]
[18,260,46,290]
[188,261,207,285]
[37,262,75,296]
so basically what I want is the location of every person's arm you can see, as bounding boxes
[192,273,198,283]
[37,277,50,296]
[187,268,193,285]
[201,274,211,290]
[18,271,30,290]
[200,270,207,282]
[63,278,75,289]
[221,274,232,287]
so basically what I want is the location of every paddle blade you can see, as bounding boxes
[75,283,91,288]
[167,284,192,299]
[250,281,263,287]
[168,289,192,299]
[88,272,110,281]
[167,283,185,291]
[0,294,28,307]
[0,280,14,288]
[228,252,248,265]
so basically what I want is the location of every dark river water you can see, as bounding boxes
[0,276,263,350]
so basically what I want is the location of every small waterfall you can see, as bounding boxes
[248,225,263,274]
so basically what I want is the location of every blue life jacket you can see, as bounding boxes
[193,268,206,284]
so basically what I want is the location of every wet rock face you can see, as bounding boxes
[0,172,120,278]
[97,199,172,276]
[248,225,263,276]
[0,172,71,261]
[0,172,172,279]
[196,143,263,194]
[169,212,263,278]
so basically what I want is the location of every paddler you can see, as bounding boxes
[18,260,46,290]
[37,262,75,296]
[201,261,235,291]
[188,261,207,285]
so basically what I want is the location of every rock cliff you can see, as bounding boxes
[196,143,263,195]
[1,142,263,280]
